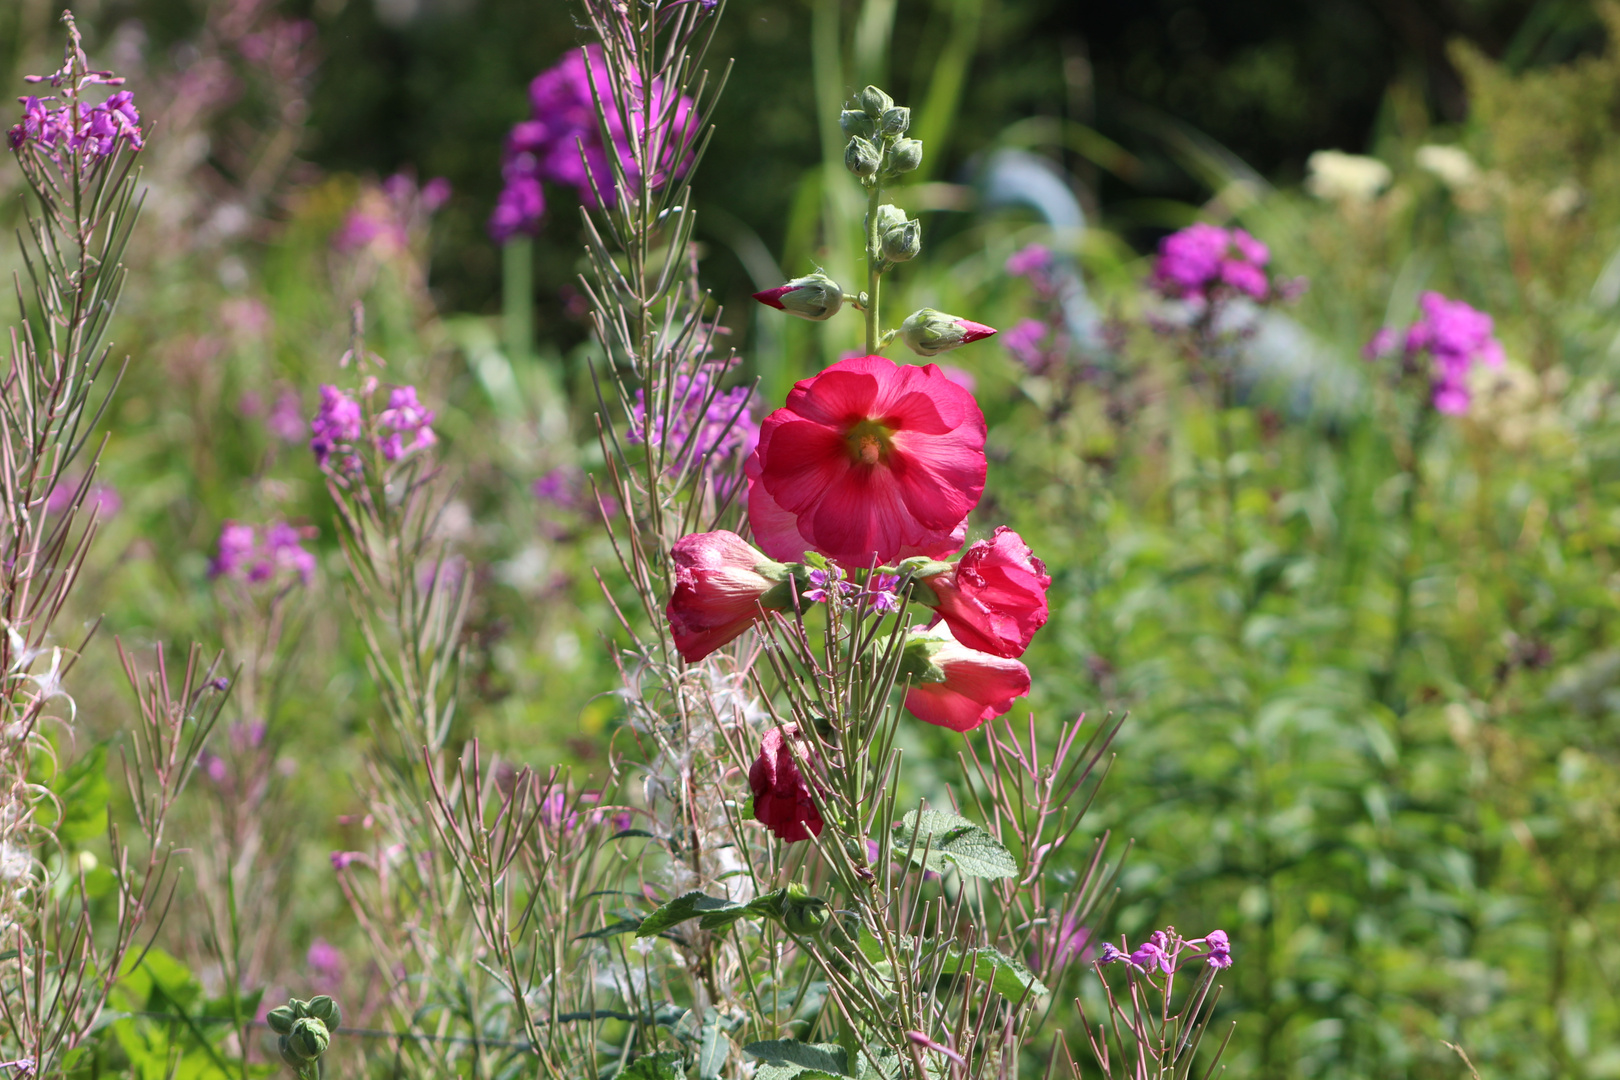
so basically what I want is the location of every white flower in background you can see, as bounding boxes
[1416,145,1480,190]
[1305,150,1392,202]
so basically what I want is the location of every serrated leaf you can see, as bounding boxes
[893,810,1018,880]
[636,891,747,937]
[940,945,1049,1001]
[697,1008,730,1079]
[744,1040,850,1077]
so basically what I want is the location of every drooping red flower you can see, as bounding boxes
[666,531,792,662]
[745,355,987,567]
[900,625,1031,733]
[921,526,1051,658]
[749,724,824,842]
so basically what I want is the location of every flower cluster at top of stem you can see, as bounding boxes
[310,380,438,473]
[210,520,318,587]
[6,14,143,187]
[489,43,699,243]
[1365,290,1506,415]
[749,84,999,357]
[1150,222,1275,304]
[663,354,1054,838]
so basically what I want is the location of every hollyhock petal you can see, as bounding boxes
[926,526,1051,657]
[758,416,857,514]
[749,725,823,842]
[956,320,998,344]
[780,364,883,426]
[753,285,791,309]
[903,627,1030,732]
[746,461,818,562]
[665,531,783,662]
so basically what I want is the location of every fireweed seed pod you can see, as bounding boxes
[899,308,998,356]
[845,135,881,179]
[288,1017,331,1061]
[886,138,923,175]
[840,109,875,139]
[881,218,921,262]
[880,105,911,138]
[752,272,844,320]
[859,84,895,117]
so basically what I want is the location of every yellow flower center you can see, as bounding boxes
[845,418,893,466]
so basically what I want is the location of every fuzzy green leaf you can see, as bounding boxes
[941,945,1049,1001]
[744,1039,850,1078]
[892,810,1018,879]
[636,891,747,938]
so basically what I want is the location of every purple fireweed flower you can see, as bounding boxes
[1129,940,1174,974]
[1098,942,1126,964]
[211,520,316,586]
[488,45,696,241]
[1151,223,1274,305]
[1002,318,1051,373]
[43,477,120,518]
[1365,291,1504,415]
[1205,928,1233,969]
[310,385,362,468]
[376,385,437,461]
[266,389,308,443]
[1006,244,1053,280]
[533,466,581,509]
[626,366,758,473]
[211,521,258,579]
[335,172,449,255]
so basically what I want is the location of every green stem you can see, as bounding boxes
[864,181,882,354]
[501,237,533,364]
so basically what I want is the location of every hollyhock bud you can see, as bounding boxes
[845,135,881,179]
[306,996,342,1027]
[753,272,844,321]
[920,526,1051,658]
[885,138,923,175]
[266,1006,297,1035]
[749,724,824,842]
[880,218,921,262]
[286,1017,330,1060]
[880,106,911,137]
[666,531,799,662]
[781,886,832,935]
[898,625,1031,732]
[899,308,998,357]
[859,85,894,117]
[874,203,907,233]
[840,109,875,140]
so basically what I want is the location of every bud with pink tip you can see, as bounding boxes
[752,272,844,321]
[899,308,998,357]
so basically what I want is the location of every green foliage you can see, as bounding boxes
[891,808,1018,879]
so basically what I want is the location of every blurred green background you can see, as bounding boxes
[8,0,1620,1077]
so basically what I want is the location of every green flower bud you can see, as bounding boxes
[266,1005,298,1035]
[880,106,910,137]
[840,109,875,140]
[845,135,881,180]
[278,1036,304,1069]
[306,995,342,1028]
[873,203,907,234]
[753,272,844,321]
[886,138,923,175]
[783,892,832,936]
[859,85,895,118]
[287,1017,330,1061]
[881,219,921,263]
[898,308,998,357]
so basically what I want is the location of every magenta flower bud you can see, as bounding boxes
[899,308,998,357]
[749,723,824,842]
[752,272,844,321]
[665,530,798,662]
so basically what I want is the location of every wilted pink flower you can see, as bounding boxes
[750,724,823,842]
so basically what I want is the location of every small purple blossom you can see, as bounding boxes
[1150,223,1274,305]
[375,385,437,461]
[1006,244,1053,280]
[334,172,449,255]
[804,566,854,604]
[626,365,758,474]
[330,851,364,871]
[1365,291,1504,415]
[210,520,316,586]
[1129,940,1174,975]
[310,385,363,468]
[1002,318,1052,373]
[1205,929,1232,969]
[1098,942,1126,964]
[266,389,307,443]
[864,573,902,614]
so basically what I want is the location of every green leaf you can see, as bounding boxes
[892,810,1018,880]
[576,918,643,940]
[697,1008,730,1080]
[636,891,751,937]
[620,1051,684,1080]
[744,1040,850,1078]
[52,742,111,846]
[940,945,1049,1001]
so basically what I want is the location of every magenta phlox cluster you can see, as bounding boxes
[489,45,696,242]
[1365,291,1504,414]
[1151,223,1273,303]
[626,365,758,472]
[211,520,317,586]
[376,386,438,461]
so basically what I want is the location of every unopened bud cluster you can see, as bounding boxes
[751,84,999,359]
[267,995,340,1072]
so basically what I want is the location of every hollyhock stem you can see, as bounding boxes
[865,180,883,353]
[501,237,533,363]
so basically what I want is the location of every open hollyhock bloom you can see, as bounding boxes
[749,724,824,842]
[898,624,1031,732]
[746,355,987,567]
[666,531,798,662]
[919,526,1051,658]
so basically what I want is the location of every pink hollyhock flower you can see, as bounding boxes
[899,625,1031,733]
[665,530,795,662]
[921,526,1051,658]
[745,355,987,567]
[749,724,823,842]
